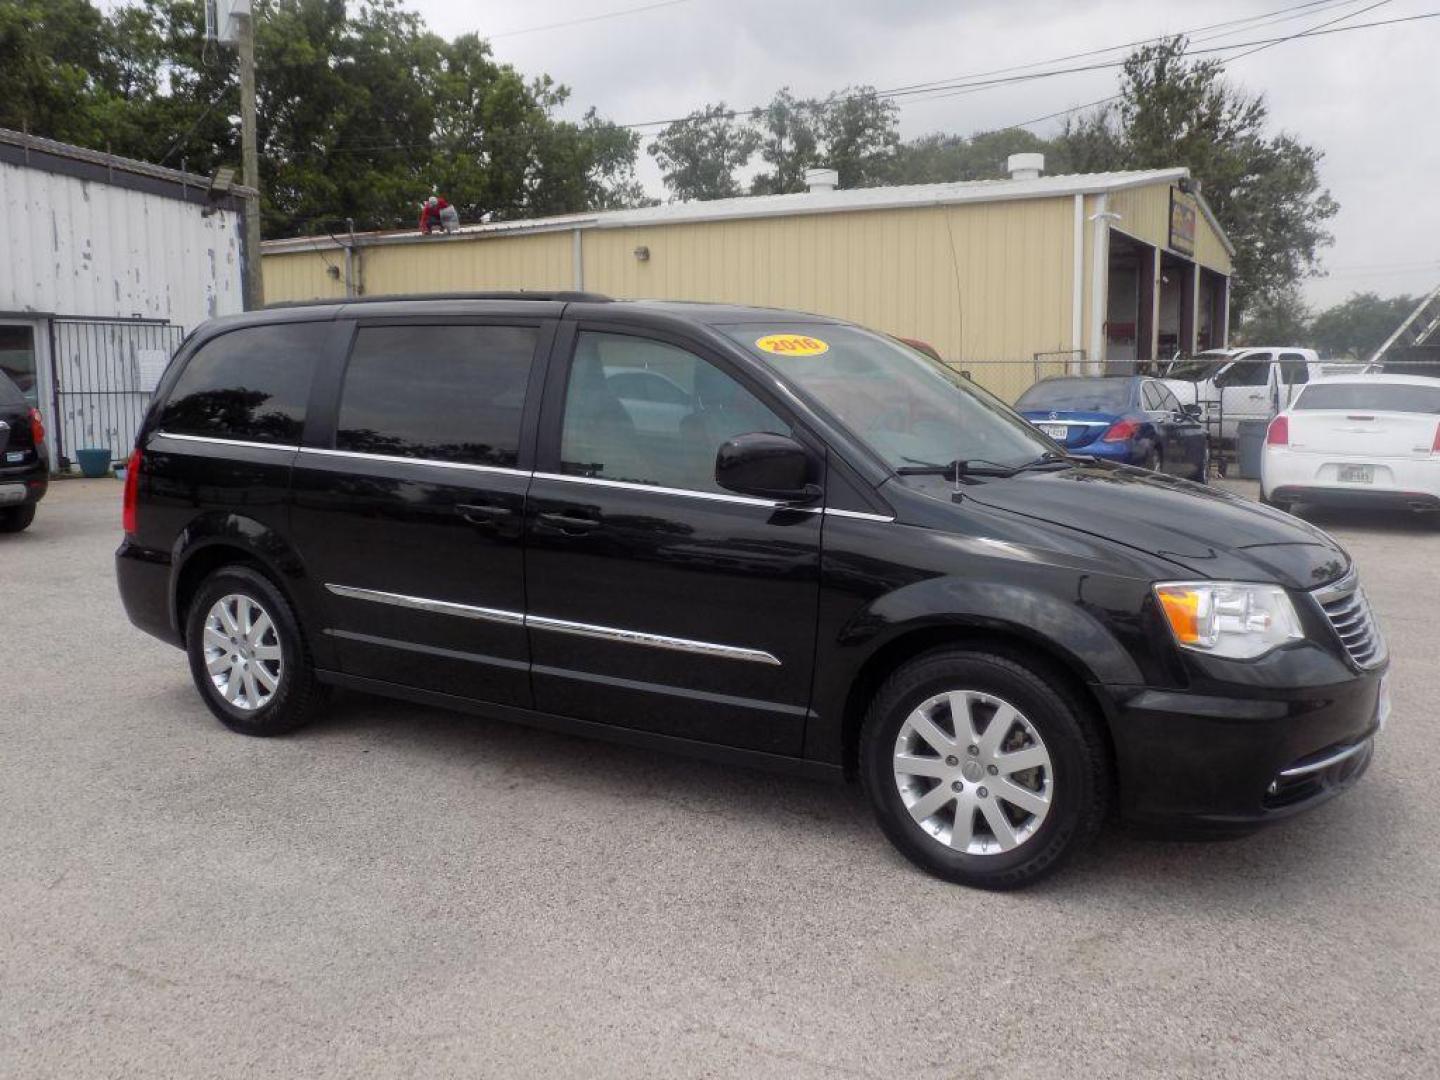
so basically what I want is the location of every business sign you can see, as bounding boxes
[1169,188,1197,256]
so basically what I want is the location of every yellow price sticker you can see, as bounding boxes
[755,333,830,357]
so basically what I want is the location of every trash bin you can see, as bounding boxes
[76,448,112,478]
[1235,419,1269,480]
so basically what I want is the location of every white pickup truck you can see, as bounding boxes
[1161,347,1362,439]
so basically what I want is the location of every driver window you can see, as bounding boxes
[559,332,789,494]
[1216,360,1269,388]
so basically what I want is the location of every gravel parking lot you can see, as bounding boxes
[1,478,1436,1079]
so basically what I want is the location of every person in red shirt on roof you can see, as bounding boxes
[418,195,451,234]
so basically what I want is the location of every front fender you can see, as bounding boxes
[845,574,1146,687]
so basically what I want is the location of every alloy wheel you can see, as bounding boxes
[202,593,283,711]
[892,689,1054,854]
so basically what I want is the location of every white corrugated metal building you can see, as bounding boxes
[0,127,253,469]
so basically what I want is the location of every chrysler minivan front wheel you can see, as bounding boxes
[185,565,325,736]
[860,649,1109,890]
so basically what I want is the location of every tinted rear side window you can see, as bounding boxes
[1296,383,1440,414]
[336,324,537,466]
[159,323,325,444]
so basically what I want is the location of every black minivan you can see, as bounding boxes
[116,293,1389,889]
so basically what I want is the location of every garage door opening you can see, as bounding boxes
[1104,232,1154,373]
[1159,252,1197,361]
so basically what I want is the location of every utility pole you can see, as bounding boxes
[236,7,264,309]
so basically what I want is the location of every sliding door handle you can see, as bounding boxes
[535,509,601,535]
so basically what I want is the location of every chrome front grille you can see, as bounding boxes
[1313,571,1385,668]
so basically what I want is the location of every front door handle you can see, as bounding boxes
[536,508,601,535]
[457,502,514,526]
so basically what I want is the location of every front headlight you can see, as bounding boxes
[1154,581,1304,660]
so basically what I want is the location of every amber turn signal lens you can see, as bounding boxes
[1156,586,1204,645]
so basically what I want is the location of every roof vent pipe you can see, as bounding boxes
[1007,153,1045,180]
[805,167,839,193]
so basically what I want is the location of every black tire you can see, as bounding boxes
[1193,443,1210,484]
[0,504,35,532]
[860,648,1110,890]
[184,565,327,736]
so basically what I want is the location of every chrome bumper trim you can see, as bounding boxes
[1278,737,1374,778]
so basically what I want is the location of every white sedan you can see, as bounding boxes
[1261,374,1440,514]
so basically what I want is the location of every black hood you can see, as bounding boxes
[954,464,1350,590]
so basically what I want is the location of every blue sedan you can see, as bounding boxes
[1015,375,1209,481]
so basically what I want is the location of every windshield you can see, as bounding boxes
[1016,378,1133,413]
[719,322,1055,471]
[1166,352,1232,381]
[1296,382,1440,414]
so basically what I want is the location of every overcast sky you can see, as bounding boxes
[385,0,1437,311]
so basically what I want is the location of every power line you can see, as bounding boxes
[618,9,1438,129]
[1004,5,1424,130]
[909,0,1391,108]
[881,0,1357,97]
[488,0,694,40]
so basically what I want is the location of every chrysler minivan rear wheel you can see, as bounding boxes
[860,648,1109,890]
[185,566,326,736]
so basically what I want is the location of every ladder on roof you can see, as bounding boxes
[1367,282,1440,368]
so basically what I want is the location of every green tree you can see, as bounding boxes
[748,88,822,195]
[1051,37,1338,325]
[1236,285,1309,345]
[648,104,760,202]
[748,86,897,194]
[0,0,644,237]
[817,86,899,188]
[885,127,1049,184]
[0,0,119,147]
[1309,292,1418,359]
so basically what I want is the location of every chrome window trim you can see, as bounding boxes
[327,583,780,665]
[1278,737,1373,778]
[325,584,525,626]
[531,470,781,509]
[300,446,528,478]
[154,431,301,453]
[531,470,893,520]
[156,435,894,519]
[526,614,782,666]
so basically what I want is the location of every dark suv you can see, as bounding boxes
[0,370,48,532]
[116,294,1389,889]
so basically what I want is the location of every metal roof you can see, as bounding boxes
[0,126,258,200]
[262,167,1235,258]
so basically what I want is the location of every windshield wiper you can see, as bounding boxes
[897,457,1021,478]
[896,450,1072,480]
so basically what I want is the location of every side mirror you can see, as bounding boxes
[715,432,821,503]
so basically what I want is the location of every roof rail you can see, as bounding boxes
[265,290,613,310]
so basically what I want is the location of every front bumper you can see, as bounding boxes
[1099,659,1388,831]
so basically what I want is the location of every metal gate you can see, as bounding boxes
[49,317,188,467]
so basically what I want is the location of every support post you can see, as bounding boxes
[237,10,264,309]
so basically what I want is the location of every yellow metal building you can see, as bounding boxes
[263,157,1233,400]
